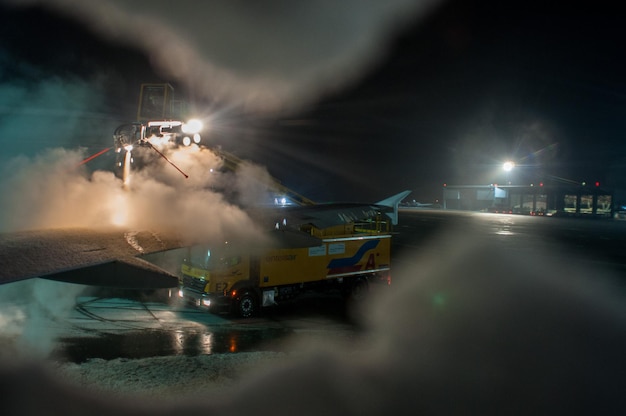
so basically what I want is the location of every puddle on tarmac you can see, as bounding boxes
[53,327,293,363]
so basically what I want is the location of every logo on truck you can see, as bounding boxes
[265,254,297,262]
[326,239,379,275]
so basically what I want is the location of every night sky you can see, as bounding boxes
[1,0,626,204]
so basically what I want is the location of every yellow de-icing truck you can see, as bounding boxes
[178,191,410,317]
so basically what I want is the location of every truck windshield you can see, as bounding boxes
[186,245,240,270]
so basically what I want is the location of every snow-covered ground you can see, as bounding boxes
[51,352,291,400]
[0,278,361,404]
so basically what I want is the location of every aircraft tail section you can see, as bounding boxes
[376,190,411,225]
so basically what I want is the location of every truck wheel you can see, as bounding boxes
[349,278,370,302]
[237,292,257,318]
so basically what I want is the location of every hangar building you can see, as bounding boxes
[442,184,613,218]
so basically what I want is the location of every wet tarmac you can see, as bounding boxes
[54,327,293,363]
[47,290,360,363]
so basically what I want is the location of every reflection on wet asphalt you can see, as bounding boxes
[55,328,293,363]
[50,291,359,363]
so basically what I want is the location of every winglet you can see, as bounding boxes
[376,190,411,225]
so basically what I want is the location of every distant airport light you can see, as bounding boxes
[503,161,515,172]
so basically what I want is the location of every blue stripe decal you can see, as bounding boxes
[327,239,380,269]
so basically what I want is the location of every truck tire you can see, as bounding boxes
[237,292,258,318]
[348,277,370,302]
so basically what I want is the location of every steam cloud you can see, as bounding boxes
[0,71,274,237]
[0,144,274,358]
[0,279,85,360]
[4,0,440,113]
[0,145,274,242]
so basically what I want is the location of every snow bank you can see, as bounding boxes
[52,352,290,400]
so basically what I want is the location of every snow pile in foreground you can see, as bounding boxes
[52,352,290,400]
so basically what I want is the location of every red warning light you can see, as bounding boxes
[539,182,544,187]
[443,183,447,187]
[595,181,600,187]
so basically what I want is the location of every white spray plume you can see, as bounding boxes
[0,145,274,244]
[0,279,86,360]
[0,144,274,359]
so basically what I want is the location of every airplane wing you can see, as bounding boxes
[0,228,185,288]
[258,190,412,230]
